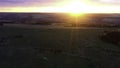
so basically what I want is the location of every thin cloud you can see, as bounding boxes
[0,0,59,7]
[93,0,120,4]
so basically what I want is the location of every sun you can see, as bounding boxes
[65,1,84,13]
[60,0,89,17]
[3,0,120,13]
[59,0,91,16]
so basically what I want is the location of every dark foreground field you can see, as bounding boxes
[0,26,120,68]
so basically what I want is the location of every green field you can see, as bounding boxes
[0,26,120,68]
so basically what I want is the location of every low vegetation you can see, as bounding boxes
[100,30,120,46]
[0,26,120,68]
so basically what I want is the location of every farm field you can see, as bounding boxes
[0,25,120,68]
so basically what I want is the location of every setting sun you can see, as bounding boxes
[62,1,86,14]
[1,0,120,13]
[59,0,120,14]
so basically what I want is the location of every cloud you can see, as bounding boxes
[0,0,29,4]
[93,0,120,4]
[0,0,59,7]
[0,0,44,3]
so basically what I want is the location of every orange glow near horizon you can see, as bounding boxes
[1,0,120,13]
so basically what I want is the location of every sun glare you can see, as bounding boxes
[64,1,83,13]
[69,13,84,17]
[62,0,88,14]
[2,0,120,13]
[59,0,120,14]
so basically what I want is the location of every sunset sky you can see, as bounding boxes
[1,0,120,13]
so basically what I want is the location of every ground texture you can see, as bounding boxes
[0,26,120,68]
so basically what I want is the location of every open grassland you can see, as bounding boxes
[0,26,120,68]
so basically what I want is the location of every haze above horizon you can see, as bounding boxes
[1,0,120,13]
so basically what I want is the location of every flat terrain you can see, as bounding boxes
[0,25,120,68]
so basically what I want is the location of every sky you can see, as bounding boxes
[0,0,120,13]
